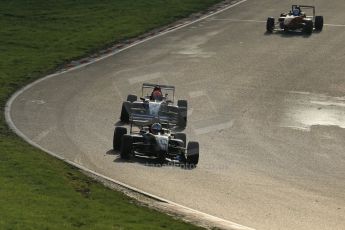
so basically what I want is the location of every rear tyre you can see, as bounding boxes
[113,127,127,150]
[178,107,187,128]
[303,20,313,34]
[177,100,187,108]
[120,101,131,122]
[266,17,275,33]
[186,141,199,166]
[315,16,323,31]
[120,135,133,159]
[174,133,186,147]
[177,100,188,128]
[126,94,137,103]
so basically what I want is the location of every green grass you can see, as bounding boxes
[0,138,203,230]
[0,0,223,229]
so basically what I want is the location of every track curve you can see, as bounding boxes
[7,0,345,229]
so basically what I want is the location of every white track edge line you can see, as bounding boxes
[4,1,254,229]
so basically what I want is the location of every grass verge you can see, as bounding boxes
[0,0,223,229]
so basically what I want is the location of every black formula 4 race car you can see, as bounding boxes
[266,5,324,35]
[120,83,188,128]
[113,114,199,166]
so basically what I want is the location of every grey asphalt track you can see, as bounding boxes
[8,0,345,229]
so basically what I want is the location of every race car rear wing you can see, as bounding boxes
[129,111,179,133]
[142,83,175,90]
[292,5,315,17]
[142,83,175,102]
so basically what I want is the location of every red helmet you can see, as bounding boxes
[152,89,163,100]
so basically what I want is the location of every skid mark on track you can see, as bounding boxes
[33,126,56,142]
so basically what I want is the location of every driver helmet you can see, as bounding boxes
[150,123,162,135]
[292,7,300,16]
[152,87,163,101]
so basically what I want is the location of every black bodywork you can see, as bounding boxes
[113,113,199,166]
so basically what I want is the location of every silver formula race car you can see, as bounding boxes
[113,114,199,166]
[266,5,323,35]
[120,83,188,128]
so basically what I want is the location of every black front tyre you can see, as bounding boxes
[266,17,275,33]
[113,127,127,150]
[315,16,324,31]
[120,101,131,122]
[120,135,133,159]
[186,141,199,166]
